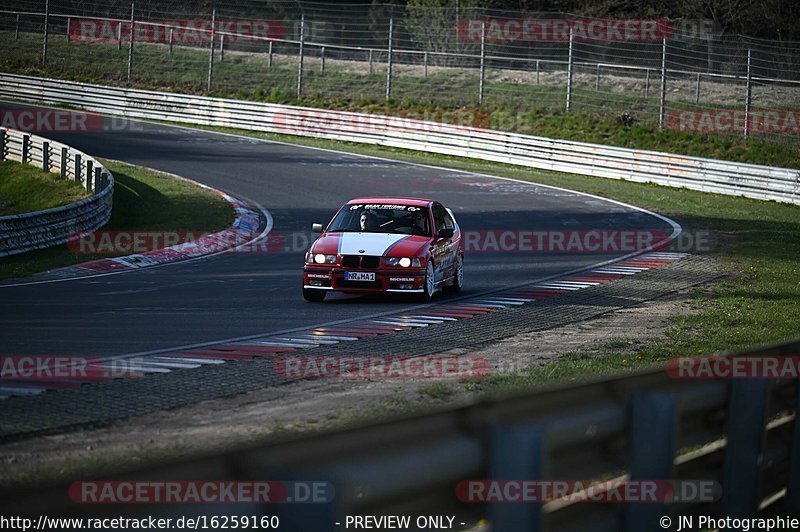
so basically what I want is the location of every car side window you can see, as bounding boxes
[433,204,447,233]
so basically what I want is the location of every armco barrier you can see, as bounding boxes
[1,73,798,205]
[1,339,798,530]
[0,126,113,256]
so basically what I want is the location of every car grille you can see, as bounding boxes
[341,255,381,269]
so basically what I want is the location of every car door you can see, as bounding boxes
[431,203,455,282]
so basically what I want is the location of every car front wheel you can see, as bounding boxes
[303,288,326,302]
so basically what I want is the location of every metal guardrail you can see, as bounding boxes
[0,73,797,205]
[2,340,798,531]
[0,126,113,256]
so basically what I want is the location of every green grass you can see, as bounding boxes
[0,160,89,215]
[178,123,800,393]
[0,160,235,279]
[2,31,797,169]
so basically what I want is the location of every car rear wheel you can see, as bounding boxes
[303,288,326,302]
[422,260,436,301]
[445,254,463,293]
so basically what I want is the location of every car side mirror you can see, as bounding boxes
[437,228,454,239]
[312,223,324,233]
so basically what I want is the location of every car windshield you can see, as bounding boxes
[327,203,431,236]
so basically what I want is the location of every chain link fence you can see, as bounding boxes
[1,0,799,140]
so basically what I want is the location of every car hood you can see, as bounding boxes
[312,233,430,257]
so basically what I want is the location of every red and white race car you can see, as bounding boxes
[302,197,464,302]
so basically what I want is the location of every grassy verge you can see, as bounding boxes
[0,160,235,280]
[2,31,798,169]
[186,123,800,390]
[0,160,89,215]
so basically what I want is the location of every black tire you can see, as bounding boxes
[421,260,436,301]
[445,254,464,293]
[303,288,327,302]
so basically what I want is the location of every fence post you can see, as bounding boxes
[94,168,102,194]
[127,3,135,82]
[268,40,273,70]
[385,18,393,101]
[15,13,20,40]
[478,20,486,105]
[207,8,216,91]
[644,68,650,98]
[721,378,770,517]
[66,18,70,43]
[536,59,540,85]
[744,48,752,138]
[595,63,600,90]
[489,425,542,532]
[21,135,29,163]
[117,23,122,51]
[320,46,325,74]
[42,141,50,172]
[368,49,374,75]
[625,393,676,531]
[85,160,93,191]
[0,130,5,161]
[423,51,428,78]
[74,153,82,186]
[41,0,49,65]
[566,26,574,112]
[219,34,225,63]
[296,14,305,98]
[169,27,174,54]
[695,72,701,103]
[658,37,667,129]
[60,147,67,178]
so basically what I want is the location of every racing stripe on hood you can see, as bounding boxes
[338,233,410,256]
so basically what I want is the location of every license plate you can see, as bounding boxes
[345,271,375,281]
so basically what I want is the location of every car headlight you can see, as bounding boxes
[386,257,421,267]
[306,252,337,265]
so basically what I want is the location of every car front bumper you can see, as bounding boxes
[303,266,426,293]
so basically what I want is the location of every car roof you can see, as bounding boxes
[347,197,434,207]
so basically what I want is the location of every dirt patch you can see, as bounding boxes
[0,286,703,488]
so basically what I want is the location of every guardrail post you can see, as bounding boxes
[625,393,676,531]
[658,37,667,129]
[368,49,374,75]
[127,3,135,82]
[42,141,50,172]
[296,14,305,98]
[60,147,68,178]
[385,18,394,101]
[85,160,93,191]
[15,13,20,40]
[168,27,174,55]
[320,46,325,75]
[744,48,752,138]
[74,153,82,186]
[478,21,486,105]
[41,0,49,65]
[207,8,216,91]
[268,40,273,70]
[721,378,770,518]
[94,167,102,194]
[0,129,6,161]
[489,425,542,532]
[566,27,574,112]
[787,382,800,515]
[695,72,701,103]
[21,134,30,163]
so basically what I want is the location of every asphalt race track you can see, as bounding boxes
[0,104,676,359]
